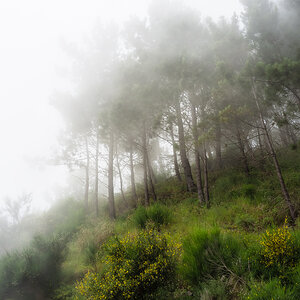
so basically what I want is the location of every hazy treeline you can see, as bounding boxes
[53,0,300,222]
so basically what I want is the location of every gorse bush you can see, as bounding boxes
[132,204,171,229]
[76,228,181,299]
[259,217,298,278]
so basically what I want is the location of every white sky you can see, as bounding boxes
[0,0,242,212]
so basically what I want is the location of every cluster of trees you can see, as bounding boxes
[54,0,300,222]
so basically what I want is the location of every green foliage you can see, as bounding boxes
[53,284,84,300]
[180,228,244,285]
[246,279,295,300]
[199,280,229,300]
[240,184,256,200]
[147,203,172,229]
[211,171,248,203]
[0,235,66,299]
[44,198,86,236]
[62,218,114,280]
[235,214,256,231]
[132,205,148,229]
[132,204,171,229]
[76,228,181,299]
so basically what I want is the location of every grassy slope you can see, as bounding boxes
[55,146,300,299]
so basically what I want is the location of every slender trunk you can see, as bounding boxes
[256,125,266,171]
[200,104,210,208]
[129,142,138,208]
[191,101,205,204]
[94,131,99,217]
[84,136,90,213]
[287,125,297,145]
[170,122,182,181]
[108,129,116,219]
[203,143,210,208]
[148,160,157,185]
[284,85,300,111]
[147,152,157,202]
[116,144,127,208]
[235,122,250,176]
[207,146,213,161]
[279,126,289,147]
[175,98,196,192]
[252,80,296,223]
[142,122,150,206]
[215,117,222,169]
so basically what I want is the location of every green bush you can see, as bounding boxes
[147,203,172,229]
[132,204,171,229]
[132,205,148,228]
[76,229,181,299]
[180,228,245,286]
[0,235,66,299]
[246,279,295,300]
[290,264,300,298]
[240,184,256,199]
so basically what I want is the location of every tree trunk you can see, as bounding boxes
[287,124,297,145]
[190,101,205,204]
[147,152,157,202]
[215,117,223,169]
[252,80,296,224]
[129,141,138,208]
[84,136,90,213]
[148,158,157,185]
[116,144,127,208]
[175,98,196,192]
[279,126,289,147]
[203,143,210,208]
[170,122,182,181]
[108,129,116,219]
[94,131,99,217]
[199,104,210,208]
[142,122,150,206]
[235,122,250,177]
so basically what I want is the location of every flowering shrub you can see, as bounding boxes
[259,218,297,277]
[76,228,181,299]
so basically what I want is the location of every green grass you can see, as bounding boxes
[1,147,300,299]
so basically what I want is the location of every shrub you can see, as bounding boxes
[76,229,181,299]
[132,206,148,229]
[132,204,171,230]
[147,203,171,229]
[180,228,245,287]
[246,279,295,300]
[259,218,298,278]
[240,184,256,199]
[0,235,66,299]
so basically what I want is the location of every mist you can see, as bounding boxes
[0,0,300,299]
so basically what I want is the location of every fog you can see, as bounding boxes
[0,0,299,298]
[0,0,241,212]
